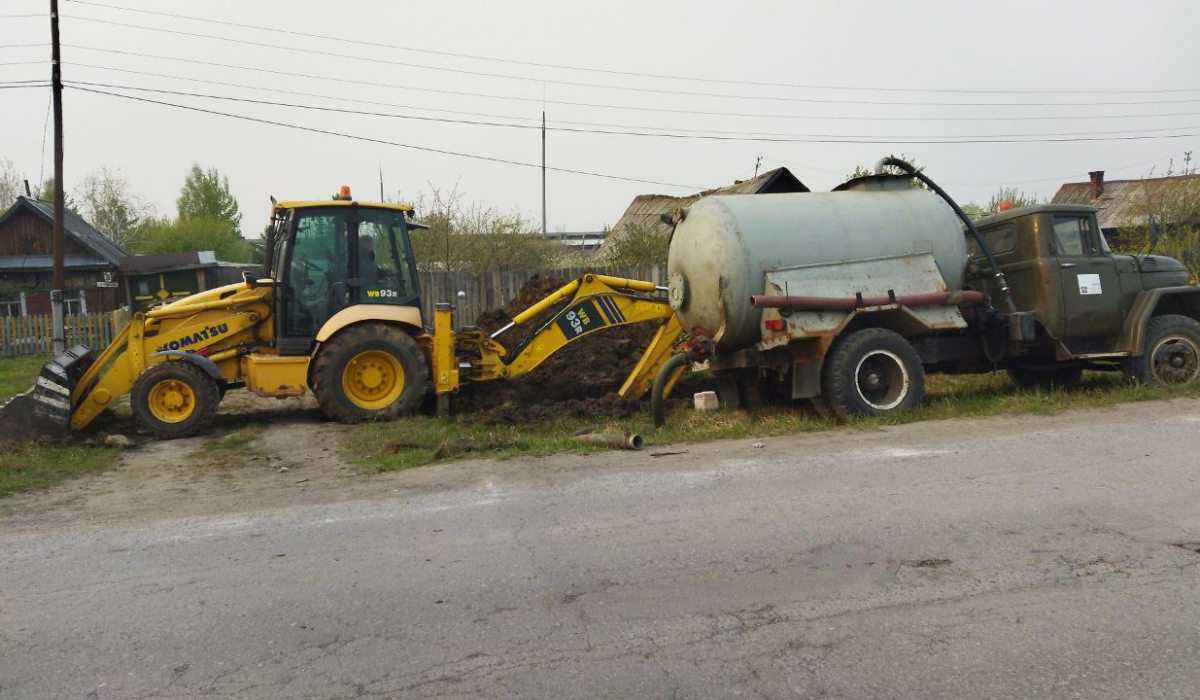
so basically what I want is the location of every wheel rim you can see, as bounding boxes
[147,379,196,424]
[854,350,910,411]
[342,350,405,410]
[1150,334,1200,384]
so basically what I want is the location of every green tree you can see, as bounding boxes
[984,187,1040,215]
[1113,152,1200,279]
[602,223,670,265]
[132,216,253,262]
[75,167,151,249]
[176,165,242,234]
[36,176,75,209]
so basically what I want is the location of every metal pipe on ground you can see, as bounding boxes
[572,433,644,450]
[749,289,986,311]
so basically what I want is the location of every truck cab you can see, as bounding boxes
[968,204,1194,359]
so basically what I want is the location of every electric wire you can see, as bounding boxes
[66,80,1200,144]
[62,46,1200,124]
[62,15,1200,108]
[68,85,709,190]
[61,0,1200,96]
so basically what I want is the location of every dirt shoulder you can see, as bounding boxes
[4,391,1199,536]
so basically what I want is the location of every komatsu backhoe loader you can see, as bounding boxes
[0,187,683,440]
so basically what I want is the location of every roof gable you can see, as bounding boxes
[0,196,128,265]
[1051,174,1200,231]
[600,167,809,254]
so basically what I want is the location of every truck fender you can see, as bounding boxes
[1118,286,1200,355]
[149,351,221,378]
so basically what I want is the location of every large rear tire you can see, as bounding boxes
[312,324,429,423]
[1122,314,1200,387]
[822,328,925,419]
[131,361,221,439]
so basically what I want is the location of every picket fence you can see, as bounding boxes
[417,264,669,330]
[0,311,125,358]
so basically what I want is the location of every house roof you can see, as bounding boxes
[0,196,128,265]
[600,167,808,254]
[0,254,112,271]
[1051,174,1200,231]
[119,251,218,274]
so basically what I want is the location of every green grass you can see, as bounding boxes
[0,355,120,498]
[0,355,48,402]
[351,371,1200,473]
[0,444,118,497]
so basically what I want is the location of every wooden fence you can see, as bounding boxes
[0,266,667,356]
[417,264,669,329]
[0,311,126,358]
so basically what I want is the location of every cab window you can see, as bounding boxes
[1051,216,1096,256]
[285,211,350,336]
[356,209,419,304]
[967,224,1016,259]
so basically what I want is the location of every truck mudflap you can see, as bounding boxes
[0,345,94,441]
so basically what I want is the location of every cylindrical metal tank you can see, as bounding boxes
[667,185,967,351]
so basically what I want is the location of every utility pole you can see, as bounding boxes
[50,0,66,355]
[541,110,547,236]
[378,164,385,202]
[754,156,762,178]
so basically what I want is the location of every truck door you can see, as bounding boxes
[1051,214,1123,343]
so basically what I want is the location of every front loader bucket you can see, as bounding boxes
[0,345,94,441]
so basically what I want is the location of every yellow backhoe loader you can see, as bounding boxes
[0,187,684,440]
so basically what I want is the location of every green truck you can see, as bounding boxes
[659,157,1200,421]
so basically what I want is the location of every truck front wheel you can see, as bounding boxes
[1123,314,1200,386]
[822,328,925,419]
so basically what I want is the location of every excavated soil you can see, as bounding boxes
[455,275,663,423]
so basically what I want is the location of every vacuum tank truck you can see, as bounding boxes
[653,157,1200,422]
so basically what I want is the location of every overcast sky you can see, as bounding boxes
[2,0,1198,235]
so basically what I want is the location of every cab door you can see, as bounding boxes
[1051,214,1123,343]
[278,209,351,353]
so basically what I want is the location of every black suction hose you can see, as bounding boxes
[651,351,691,428]
[874,157,1018,315]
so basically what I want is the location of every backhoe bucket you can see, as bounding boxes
[0,345,94,441]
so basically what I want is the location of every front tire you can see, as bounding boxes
[1122,314,1200,386]
[822,328,925,419]
[131,361,221,439]
[312,324,429,423]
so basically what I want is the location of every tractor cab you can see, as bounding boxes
[263,187,424,355]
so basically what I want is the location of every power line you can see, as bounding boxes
[62,15,1200,108]
[61,0,1200,96]
[69,85,709,190]
[66,80,1200,144]
[64,46,1200,124]
[0,43,50,49]
[0,14,47,18]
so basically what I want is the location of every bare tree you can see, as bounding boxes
[75,167,153,249]
[0,158,23,211]
[407,185,555,274]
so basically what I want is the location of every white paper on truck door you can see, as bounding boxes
[1077,273,1102,295]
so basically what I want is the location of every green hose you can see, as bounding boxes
[651,351,691,428]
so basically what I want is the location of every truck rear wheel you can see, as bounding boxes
[131,361,221,439]
[1123,314,1200,386]
[822,328,925,419]
[312,324,429,423]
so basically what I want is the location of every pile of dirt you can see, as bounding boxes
[454,275,660,424]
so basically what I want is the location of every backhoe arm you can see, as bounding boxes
[455,273,686,398]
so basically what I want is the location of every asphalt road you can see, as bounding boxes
[3,400,1200,699]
